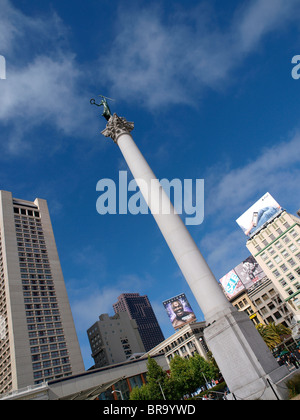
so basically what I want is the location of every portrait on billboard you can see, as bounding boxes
[234,256,266,290]
[163,294,196,330]
[219,270,245,299]
[236,192,281,237]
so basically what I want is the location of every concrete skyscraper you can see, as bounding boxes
[0,191,84,394]
[113,293,164,351]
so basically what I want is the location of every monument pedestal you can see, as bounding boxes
[204,310,290,400]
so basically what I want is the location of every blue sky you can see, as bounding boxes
[1,0,300,368]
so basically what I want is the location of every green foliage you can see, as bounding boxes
[286,373,300,399]
[130,354,220,400]
[256,322,292,350]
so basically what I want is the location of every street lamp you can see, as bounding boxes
[112,389,124,400]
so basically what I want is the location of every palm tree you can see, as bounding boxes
[256,322,292,350]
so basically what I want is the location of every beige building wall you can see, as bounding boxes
[87,312,146,368]
[147,321,208,365]
[246,211,300,323]
[0,191,84,394]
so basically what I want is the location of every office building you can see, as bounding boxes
[113,293,164,351]
[231,277,294,328]
[87,312,145,368]
[246,209,300,325]
[0,191,84,394]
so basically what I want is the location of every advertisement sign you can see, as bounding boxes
[220,270,245,299]
[236,192,281,237]
[163,293,196,330]
[234,256,265,290]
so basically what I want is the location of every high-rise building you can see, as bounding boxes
[246,209,300,329]
[87,312,145,368]
[113,293,164,351]
[0,190,84,394]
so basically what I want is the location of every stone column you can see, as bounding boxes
[101,114,290,400]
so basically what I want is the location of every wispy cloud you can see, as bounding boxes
[205,131,300,221]
[100,0,300,110]
[0,0,96,154]
[197,131,300,278]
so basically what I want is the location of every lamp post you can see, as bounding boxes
[112,389,124,400]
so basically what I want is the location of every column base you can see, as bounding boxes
[204,309,290,400]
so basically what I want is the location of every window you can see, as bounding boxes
[274,255,282,264]
[287,273,295,282]
[289,243,297,252]
[288,258,296,267]
[261,252,268,261]
[281,249,290,259]
[279,279,287,287]
[280,264,288,273]
[290,229,299,238]
[268,247,275,255]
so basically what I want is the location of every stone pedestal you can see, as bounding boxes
[101,114,290,399]
[204,310,289,400]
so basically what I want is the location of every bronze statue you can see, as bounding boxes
[90,95,114,121]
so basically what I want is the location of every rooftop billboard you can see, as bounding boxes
[236,192,281,237]
[220,270,245,299]
[220,256,266,299]
[163,293,196,330]
[234,256,265,290]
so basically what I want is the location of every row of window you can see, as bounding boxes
[14,207,40,218]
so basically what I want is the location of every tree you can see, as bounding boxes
[130,356,169,400]
[256,322,292,350]
[130,353,222,400]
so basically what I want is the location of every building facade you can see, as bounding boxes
[246,210,300,326]
[0,191,84,394]
[147,321,208,364]
[230,277,294,329]
[87,312,145,368]
[113,293,164,351]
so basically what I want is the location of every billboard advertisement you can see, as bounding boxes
[234,256,265,290]
[236,192,281,237]
[163,293,196,330]
[220,270,245,299]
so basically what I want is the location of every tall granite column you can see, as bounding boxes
[100,113,290,400]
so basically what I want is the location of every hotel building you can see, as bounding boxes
[0,191,84,394]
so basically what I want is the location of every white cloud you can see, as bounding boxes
[206,132,300,220]
[100,0,300,110]
[196,131,300,279]
[0,1,96,154]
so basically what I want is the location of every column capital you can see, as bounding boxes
[101,113,134,144]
